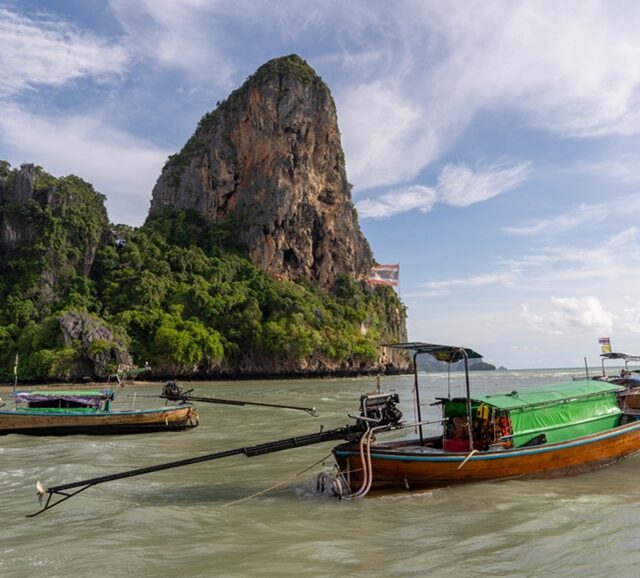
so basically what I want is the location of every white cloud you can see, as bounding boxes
[357,185,436,219]
[411,227,640,298]
[4,0,640,235]
[621,296,640,333]
[522,297,614,336]
[435,161,530,208]
[0,104,170,225]
[109,0,272,91]
[103,1,640,196]
[577,154,640,184]
[338,82,425,191]
[109,0,360,83]
[417,272,519,298]
[339,1,640,191]
[0,7,128,97]
[506,198,640,236]
[521,304,564,336]
[501,228,640,285]
[357,160,529,219]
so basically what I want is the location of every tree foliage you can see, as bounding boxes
[0,162,405,381]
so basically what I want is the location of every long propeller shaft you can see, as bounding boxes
[165,394,318,416]
[29,423,363,517]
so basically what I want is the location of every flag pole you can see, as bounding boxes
[13,353,19,396]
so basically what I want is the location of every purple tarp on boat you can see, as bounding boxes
[15,390,114,408]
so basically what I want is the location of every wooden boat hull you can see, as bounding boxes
[0,405,199,435]
[333,419,640,492]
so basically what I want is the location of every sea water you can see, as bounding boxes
[2,369,640,577]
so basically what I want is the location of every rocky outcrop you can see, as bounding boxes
[0,162,109,305]
[0,162,37,249]
[150,55,374,288]
[59,311,133,378]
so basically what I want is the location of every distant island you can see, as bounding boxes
[471,361,498,371]
[417,357,498,372]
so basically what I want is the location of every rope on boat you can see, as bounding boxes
[186,407,199,427]
[222,453,333,508]
[457,449,478,470]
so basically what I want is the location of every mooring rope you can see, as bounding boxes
[221,453,333,508]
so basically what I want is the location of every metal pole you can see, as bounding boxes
[165,394,318,417]
[584,357,589,380]
[461,348,474,452]
[413,352,423,445]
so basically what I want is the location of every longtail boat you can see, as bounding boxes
[27,342,640,516]
[0,389,199,435]
[330,343,640,495]
[596,351,640,385]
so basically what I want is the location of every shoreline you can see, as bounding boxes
[0,366,412,393]
[0,373,383,394]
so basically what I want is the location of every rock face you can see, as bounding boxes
[150,55,374,288]
[0,162,109,306]
[0,163,39,250]
[59,311,133,378]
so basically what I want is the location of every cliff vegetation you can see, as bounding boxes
[0,164,405,382]
[0,55,408,382]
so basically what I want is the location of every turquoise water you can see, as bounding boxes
[2,369,640,577]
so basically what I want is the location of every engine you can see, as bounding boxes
[356,392,403,429]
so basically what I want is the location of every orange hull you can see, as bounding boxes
[333,420,640,492]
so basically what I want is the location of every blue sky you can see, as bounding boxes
[2,0,640,369]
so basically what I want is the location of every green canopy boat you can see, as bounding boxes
[331,342,640,495]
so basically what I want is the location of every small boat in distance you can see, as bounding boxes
[595,351,640,385]
[0,389,199,435]
[330,343,640,495]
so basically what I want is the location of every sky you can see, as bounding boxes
[2,0,640,369]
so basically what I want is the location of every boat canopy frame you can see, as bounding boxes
[600,352,640,377]
[383,342,482,448]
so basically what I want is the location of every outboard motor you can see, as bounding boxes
[356,392,403,430]
[161,381,193,401]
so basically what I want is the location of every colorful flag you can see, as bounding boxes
[367,264,399,287]
[598,337,611,354]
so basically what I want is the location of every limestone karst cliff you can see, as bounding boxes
[0,162,109,308]
[0,162,131,379]
[0,56,409,382]
[150,55,374,289]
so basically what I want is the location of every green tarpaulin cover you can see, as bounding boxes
[471,380,623,410]
[445,379,624,447]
